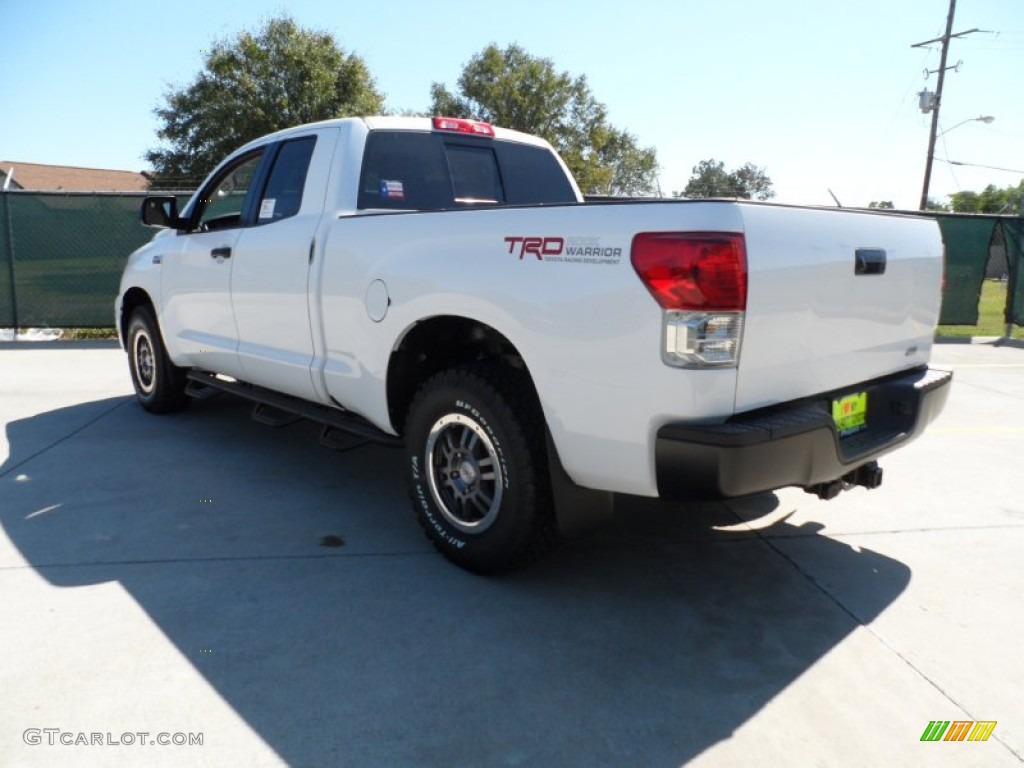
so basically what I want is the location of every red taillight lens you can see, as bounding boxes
[432,116,496,137]
[631,232,747,311]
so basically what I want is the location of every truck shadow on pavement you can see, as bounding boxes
[1,396,911,766]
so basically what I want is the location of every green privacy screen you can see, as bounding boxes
[933,215,999,326]
[1003,218,1024,326]
[0,192,190,329]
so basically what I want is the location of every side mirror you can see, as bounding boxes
[140,196,181,229]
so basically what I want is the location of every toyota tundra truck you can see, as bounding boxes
[117,116,952,573]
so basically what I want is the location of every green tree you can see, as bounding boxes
[429,44,658,196]
[674,159,774,200]
[146,16,384,188]
[868,200,895,209]
[949,182,1024,213]
[949,190,981,212]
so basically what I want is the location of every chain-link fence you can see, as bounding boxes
[0,191,191,328]
[0,192,1022,331]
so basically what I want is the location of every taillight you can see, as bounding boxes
[631,232,747,368]
[631,232,746,311]
[432,116,495,137]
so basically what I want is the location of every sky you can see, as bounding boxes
[2,0,1021,209]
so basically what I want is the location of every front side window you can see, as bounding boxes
[195,152,263,231]
[257,137,317,224]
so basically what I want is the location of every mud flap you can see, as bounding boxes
[546,431,614,537]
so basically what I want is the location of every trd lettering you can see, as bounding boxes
[504,236,564,260]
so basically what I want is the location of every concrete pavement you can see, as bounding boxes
[1,341,1021,767]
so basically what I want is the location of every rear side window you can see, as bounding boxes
[357,131,576,211]
[258,136,317,223]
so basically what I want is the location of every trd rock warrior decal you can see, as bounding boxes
[503,236,622,264]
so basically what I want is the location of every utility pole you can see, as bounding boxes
[913,0,980,210]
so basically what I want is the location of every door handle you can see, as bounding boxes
[855,248,886,275]
[211,247,232,259]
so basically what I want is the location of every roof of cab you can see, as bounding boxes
[233,116,551,156]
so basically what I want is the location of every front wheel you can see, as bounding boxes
[126,307,189,413]
[404,365,558,574]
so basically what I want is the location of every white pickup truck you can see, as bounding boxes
[118,116,951,573]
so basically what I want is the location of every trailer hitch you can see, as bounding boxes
[805,461,883,500]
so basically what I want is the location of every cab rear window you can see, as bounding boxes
[357,131,575,211]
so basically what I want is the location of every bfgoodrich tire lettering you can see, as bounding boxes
[127,307,189,413]
[405,365,558,574]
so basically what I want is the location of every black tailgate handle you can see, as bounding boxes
[855,248,886,275]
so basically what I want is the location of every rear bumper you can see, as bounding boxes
[655,366,952,500]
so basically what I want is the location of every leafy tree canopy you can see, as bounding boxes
[868,200,895,209]
[146,16,384,188]
[430,44,658,196]
[949,181,1024,214]
[674,159,775,201]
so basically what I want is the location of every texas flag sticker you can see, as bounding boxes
[380,180,405,200]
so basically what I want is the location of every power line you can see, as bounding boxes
[938,159,1024,174]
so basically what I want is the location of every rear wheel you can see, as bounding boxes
[127,307,189,413]
[404,365,558,574]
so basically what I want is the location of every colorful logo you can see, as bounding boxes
[920,720,997,742]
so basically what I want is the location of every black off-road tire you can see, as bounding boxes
[404,364,559,574]
[126,307,190,413]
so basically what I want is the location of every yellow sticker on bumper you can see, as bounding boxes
[833,392,868,435]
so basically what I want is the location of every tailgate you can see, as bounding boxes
[735,205,943,411]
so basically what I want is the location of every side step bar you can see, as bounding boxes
[185,371,402,448]
[251,402,302,428]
